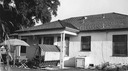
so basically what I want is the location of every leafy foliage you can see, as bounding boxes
[0,0,60,41]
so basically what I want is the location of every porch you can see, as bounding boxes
[16,28,79,68]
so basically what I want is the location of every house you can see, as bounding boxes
[13,12,128,68]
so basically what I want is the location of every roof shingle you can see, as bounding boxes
[64,12,128,31]
[16,12,128,32]
[16,20,77,32]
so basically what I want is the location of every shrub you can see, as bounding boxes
[95,62,128,71]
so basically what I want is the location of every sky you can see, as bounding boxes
[51,0,128,21]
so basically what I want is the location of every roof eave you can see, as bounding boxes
[80,28,128,32]
[15,27,65,33]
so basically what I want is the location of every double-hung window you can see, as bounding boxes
[81,36,91,51]
[113,35,127,56]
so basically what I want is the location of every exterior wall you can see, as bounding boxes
[19,30,128,68]
[24,36,60,59]
[23,35,73,66]
[68,30,128,67]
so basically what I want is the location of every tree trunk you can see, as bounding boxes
[6,35,12,71]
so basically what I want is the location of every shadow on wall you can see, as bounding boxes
[64,57,75,67]
[27,45,38,59]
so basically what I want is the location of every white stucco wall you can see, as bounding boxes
[68,30,128,67]
[20,30,128,68]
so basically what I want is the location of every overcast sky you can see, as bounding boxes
[51,0,128,21]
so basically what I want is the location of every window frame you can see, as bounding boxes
[39,37,42,44]
[21,39,27,53]
[112,34,127,56]
[81,36,91,51]
[43,36,54,45]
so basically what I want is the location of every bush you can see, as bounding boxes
[95,62,128,71]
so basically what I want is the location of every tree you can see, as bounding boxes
[0,0,60,71]
[0,0,60,41]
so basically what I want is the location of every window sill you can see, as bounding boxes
[22,53,26,54]
[80,50,91,52]
[64,55,69,57]
[64,56,69,57]
[112,55,128,57]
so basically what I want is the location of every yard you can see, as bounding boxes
[1,63,128,71]
[1,66,95,71]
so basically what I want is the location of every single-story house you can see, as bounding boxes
[12,12,128,68]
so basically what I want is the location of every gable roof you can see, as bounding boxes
[16,12,128,33]
[39,44,60,52]
[63,12,128,31]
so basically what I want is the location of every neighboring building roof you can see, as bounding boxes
[39,44,60,52]
[16,12,128,32]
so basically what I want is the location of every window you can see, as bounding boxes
[43,37,54,45]
[113,35,127,56]
[21,39,27,53]
[39,37,42,44]
[21,46,26,53]
[81,36,91,51]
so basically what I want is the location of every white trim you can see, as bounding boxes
[18,30,63,36]
[18,30,77,36]
[61,30,77,36]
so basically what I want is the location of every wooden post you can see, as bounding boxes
[18,36,21,57]
[7,42,12,71]
[62,33,65,68]
[60,33,63,69]
[13,48,16,66]
[60,33,65,69]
